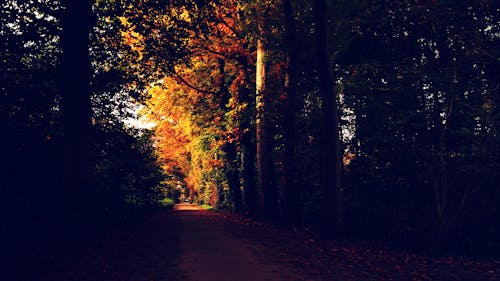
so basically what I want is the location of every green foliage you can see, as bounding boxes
[94,126,165,216]
[200,204,214,210]
[333,0,500,254]
[160,198,175,209]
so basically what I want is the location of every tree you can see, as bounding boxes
[219,58,243,212]
[255,25,279,219]
[59,0,95,222]
[313,0,344,237]
[280,0,300,225]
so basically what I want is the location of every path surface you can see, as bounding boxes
[173,204,304,281]
[5,204,310,281]
[5,204,500,281]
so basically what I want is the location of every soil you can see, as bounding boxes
[3,204,499,281]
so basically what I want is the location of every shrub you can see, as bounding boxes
[160,197,175,209]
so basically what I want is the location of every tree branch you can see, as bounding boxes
[173,70,217,95]
[214,17,243,39]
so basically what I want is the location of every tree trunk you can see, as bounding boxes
[59,0,95,224]
[313,0,344,238]
[432,70,455,249]
[238,73,258,216]
[218,58,243,212]
[241,127,258,216]
[281,0,299,225]
[224,141,242,212]
[233,55,258,216]
[256,38,278,220]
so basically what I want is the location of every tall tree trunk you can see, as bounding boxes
[224,141,242,212]
[281,0,299,225]
[432,67,455,249]
[219,58,243,212]
[313,0,344,238]
[237,61,258,216]
[241,126,258,216]
[255,37,278,220]
[255,38,266,215]
[238,56,258,216]
[231,54,258,216]
[59,0,95,223]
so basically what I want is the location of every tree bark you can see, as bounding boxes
[59,0,95,223]
[281,0,299,225]
[235,56,258,216]
[218,58,243,212]
[432,67,455,249]
[241,127,258,216]
[255,37,278,220]
[256,38,265,214]
[313,0,344,238]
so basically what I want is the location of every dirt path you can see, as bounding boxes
[174,204,306,281]
[5,204,499,281]
[5,204,310,281]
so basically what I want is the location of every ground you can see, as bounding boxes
[4,204,499,281]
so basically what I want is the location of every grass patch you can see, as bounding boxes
[199,204,214,210]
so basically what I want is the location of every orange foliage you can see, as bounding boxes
[140,0,264,203]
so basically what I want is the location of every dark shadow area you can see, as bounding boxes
[2,211,183,281]
[1,2,174,276]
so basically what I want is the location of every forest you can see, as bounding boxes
[1,0,499,277]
